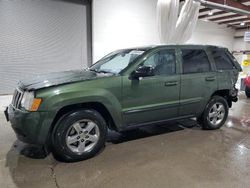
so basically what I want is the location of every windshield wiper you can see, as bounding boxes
[98,70,112,74]
[89,68,99,73]
[89,69,113,74]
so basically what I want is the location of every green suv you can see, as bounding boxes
[5,45,242,162]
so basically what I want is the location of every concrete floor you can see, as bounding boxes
[0,94,250,188]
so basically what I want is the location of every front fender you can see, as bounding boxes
[37,88,123,132]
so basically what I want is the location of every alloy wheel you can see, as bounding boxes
[207,102,225,126]
[66,119,100,154]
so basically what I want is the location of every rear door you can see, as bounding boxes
[178,47,217,116]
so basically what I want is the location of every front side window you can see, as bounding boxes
[182,49,211,74]
[90,49,145,74]
[142,49,176,75]
[211,49,234,70]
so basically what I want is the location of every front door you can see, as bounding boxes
[122,48,180,126]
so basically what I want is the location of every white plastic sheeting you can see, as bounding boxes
[157,0,200,44]
[156,0,179,43]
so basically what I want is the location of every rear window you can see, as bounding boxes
[211,49,235,70]
[182,49,211,74]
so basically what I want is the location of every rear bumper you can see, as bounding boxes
[6,104,52,146]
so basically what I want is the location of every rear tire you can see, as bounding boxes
[198,96,229,130]
[52,109,107,162]
[245,86,250,98]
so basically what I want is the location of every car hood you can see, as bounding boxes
[18,70,112,91]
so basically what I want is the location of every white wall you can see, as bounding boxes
[233,38,247,51]
[233,31,250,79]
[187,20,235,51]
[93,0,236,62]
[233,30,250,51]
[92,0,159,62]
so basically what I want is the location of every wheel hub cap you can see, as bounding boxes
[208,102,225,126]
[66,119,100,154]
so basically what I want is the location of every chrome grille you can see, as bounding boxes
[12,88,24,109]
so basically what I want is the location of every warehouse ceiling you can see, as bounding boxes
[198,0,250,30]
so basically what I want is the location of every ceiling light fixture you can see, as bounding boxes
[240,22,245,26]
[208,10,213,16]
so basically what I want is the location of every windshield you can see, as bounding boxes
[89,49,146,74]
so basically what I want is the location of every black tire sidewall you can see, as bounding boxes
[245,86,250,98]
[52,109,107,162]
[202,96,229,130]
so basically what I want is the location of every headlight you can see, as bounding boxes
[21,91,42,111]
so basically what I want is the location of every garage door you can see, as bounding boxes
[0,0,92,94]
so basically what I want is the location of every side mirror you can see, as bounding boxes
[131,66,154,79]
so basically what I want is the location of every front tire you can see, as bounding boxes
[245,86,250,98]
[52,109,107,162]
[198,96,229,130]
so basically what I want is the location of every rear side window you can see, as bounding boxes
[211,49,235,70]
[182,49,211,74]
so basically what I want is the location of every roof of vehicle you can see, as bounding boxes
[124,44,227,51]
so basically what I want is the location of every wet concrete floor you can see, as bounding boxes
[0,94,250,188]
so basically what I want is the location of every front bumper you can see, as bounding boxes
[5,104,52,146]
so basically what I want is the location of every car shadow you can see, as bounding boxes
[8,119,200,160]
[107,119,199,144]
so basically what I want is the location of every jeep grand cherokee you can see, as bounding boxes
[5,45,242,162]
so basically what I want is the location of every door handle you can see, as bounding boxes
[165,81,178,86]
[205,76,215,81]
